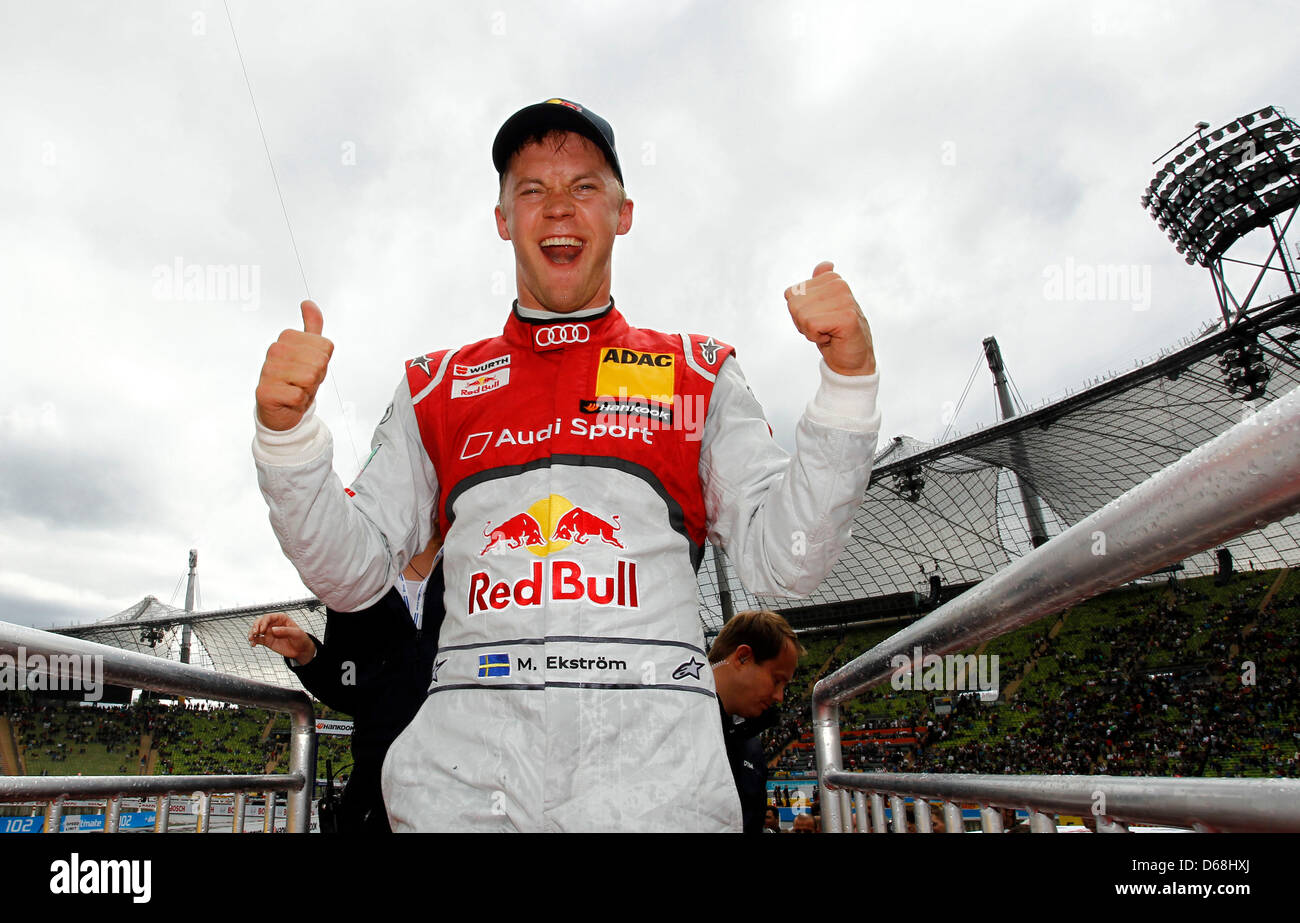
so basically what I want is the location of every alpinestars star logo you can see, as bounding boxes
[673,656,704,680]
[409,354,434,376]
[698,337,720,364]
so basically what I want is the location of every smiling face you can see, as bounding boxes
[494,131,633,313]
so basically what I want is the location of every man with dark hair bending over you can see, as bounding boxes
[709,610,802,834]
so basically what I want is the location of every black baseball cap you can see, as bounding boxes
[492,98,624,184]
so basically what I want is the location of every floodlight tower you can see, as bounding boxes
[1143,106,1300,402]
[1142,105,1300,325]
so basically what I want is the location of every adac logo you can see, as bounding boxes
[596,347,675,404]
[601,348,672,368]
[481,495,623,557]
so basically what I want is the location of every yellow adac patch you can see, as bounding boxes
[595,347,675,403]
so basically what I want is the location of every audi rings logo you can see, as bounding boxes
[534,324,591,348]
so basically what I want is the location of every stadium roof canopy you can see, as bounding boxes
[55,597,325,691]
[54,297,1300,677]
[697,293,1300,635]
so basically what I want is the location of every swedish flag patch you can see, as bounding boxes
[478,653,510,677]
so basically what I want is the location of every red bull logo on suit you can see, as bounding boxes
[472,494,638,613]
[552,507,623,548]
[478,494,625,557]
[467,558,640,614]
[481,511,546,554]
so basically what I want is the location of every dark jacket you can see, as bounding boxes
[291,563,446,832]
[720,701,779,834]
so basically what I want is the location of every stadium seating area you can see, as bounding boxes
[766,567,1300,779]
[5,698,354,782]
[3,568,1297,788]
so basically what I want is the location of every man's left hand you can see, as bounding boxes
[248,612,316,664]
[784,261,876,376]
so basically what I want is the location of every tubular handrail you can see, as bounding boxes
[813,382,1300,832]
[0,775,304,798]
[0,620,315,832]
[823,771,1300,833]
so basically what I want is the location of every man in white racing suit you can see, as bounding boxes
[252,98,880,831]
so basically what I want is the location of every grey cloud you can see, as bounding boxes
[0,590,110,631]
[0,441,155,528]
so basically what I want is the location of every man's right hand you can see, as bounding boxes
[255,300,334,431]
[248,612,317,664]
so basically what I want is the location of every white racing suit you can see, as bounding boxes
[254,302,880,831]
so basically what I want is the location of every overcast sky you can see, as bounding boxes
[3,0,1297,629]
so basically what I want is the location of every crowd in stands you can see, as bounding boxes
[4,697,354,781]
[6,699,176,773]
[767,570,1300,780]
[5,570,1297,791]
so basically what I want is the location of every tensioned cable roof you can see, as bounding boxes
[55,597,326,689]
[697,294,1300,634]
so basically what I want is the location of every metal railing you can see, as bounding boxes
[813,383,1300,832]
[822,772,1300,833]
[0,621,315,832]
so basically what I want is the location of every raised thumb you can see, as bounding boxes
[301,300,324,335]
